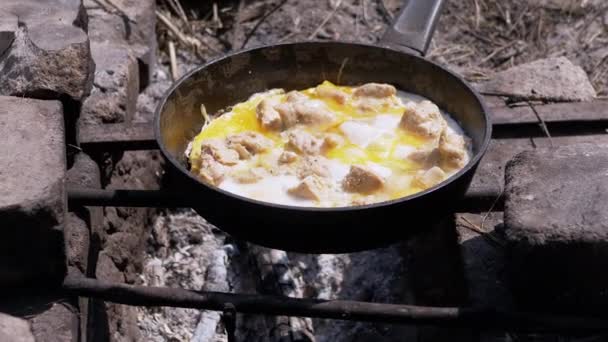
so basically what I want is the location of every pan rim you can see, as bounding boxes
[154,40,492,213]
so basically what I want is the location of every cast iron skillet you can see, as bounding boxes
[155,0,492,253]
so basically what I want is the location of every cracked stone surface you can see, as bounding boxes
[0,0,94,102]
[504,144,608,314]
[476,57,596,102]
[0,95,67,286]
[81,42,139,123]
[0,313,35,342]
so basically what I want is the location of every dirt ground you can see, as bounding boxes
[156,0,608,96]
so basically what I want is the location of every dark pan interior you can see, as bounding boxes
[158,42,489,171]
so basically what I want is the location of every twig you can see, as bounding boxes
[336,57,348,85]
[308,0,344,40]
[213,2,223,29]
[477,40,518,66]
[459,216,505,248]
[164,0,191,33]
[362,0,369,25]
[241,0,289,49]
[527,101,553,147]
[156,10,221,55]
[93,0,137,23]
[169,41,178,81]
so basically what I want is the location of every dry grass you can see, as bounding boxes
[155,0,608,95]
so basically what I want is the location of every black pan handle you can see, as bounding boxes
[380,0,445,56]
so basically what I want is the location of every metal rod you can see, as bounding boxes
[61,276,608,333]
[223,303,237,342]
[67,187,504,212]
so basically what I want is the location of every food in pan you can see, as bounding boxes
[186,81,471,207]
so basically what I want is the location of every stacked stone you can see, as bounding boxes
[0,0,159,340]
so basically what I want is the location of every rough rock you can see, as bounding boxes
[477,57,596,102]
[84,0,156,85]
[29,302,79,342]
[0,313,35,342]
[0,0,94,102]
[0,96,66,286]
[81,43,139,124]
[504,144,608,313]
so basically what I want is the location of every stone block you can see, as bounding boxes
[0,96,67,286]
[84,0,156,85]
[504,144,608,313]
[81,43,139,124]
[0,313,34,342]
[29,302,79,342]
[0,0,94,102]
[477,57,596,102]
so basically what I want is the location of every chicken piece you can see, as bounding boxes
[286,90,308,103]
[293,101,335,126]
[439,129,468,169]
[415,166,446,188]
[197,154,227,185]
[353,83,396,98]
[226,131,273,155]
[399,100,447,140]
[296,156,331,179]
[286,129,324,155]
[275,102,299,129]
[200,139,240,165]
[342,165,385,193]
[278,151,298,164]
[288,175,329,201]
[231,143,252,160]
[408,147,440,168]
[232,167,266,184]
[316,84,348,104]
[256,99,282,130]
[323,133,343,149]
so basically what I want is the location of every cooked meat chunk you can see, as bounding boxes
[278,151,298,164]
[286,90,308,103]
[288,175,328,201]
[316,84,348,104]
[200,139,240,165]
[342,165,385,193]
[296,156,331,179]
[353,83,396,98]
[275,102,298,129]
[232,167,266,184]
[226,131,273,155]
[400,100,446,140]
[231,143,252,160]
[197,154,227,185]
[439,129,468,169]
[293,101,335,126]
[286,129,324,155]
[408,147,440,167]
[415,166,446,188]
[323,133,343,149]
[256,99,282,130]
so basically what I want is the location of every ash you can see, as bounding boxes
[137,207,413,341]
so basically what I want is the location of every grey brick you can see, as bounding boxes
[0,0,94,102]
[0,313,34,342]
[81,43,139,124]
[476,57,596,102]
[0,96,67,286]
[504,144,608,313]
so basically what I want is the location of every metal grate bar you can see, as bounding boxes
[61,275,608,333]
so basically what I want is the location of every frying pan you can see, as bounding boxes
[155,0,492,253]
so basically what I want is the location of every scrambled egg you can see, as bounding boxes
[188,81,470,207]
